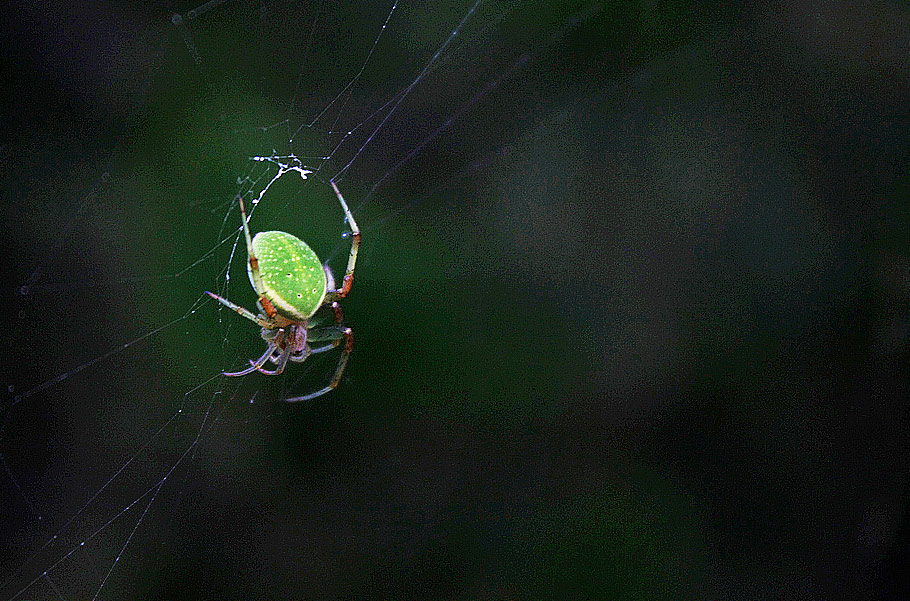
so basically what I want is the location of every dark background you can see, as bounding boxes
[1,1,907,599]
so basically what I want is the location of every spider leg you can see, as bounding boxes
[255,344,292,375]
[324,181,360,302]
[301,302,345,356]
[284,326,353,403]
[289,347,310,363]
[205,291,272,328]
[224,341,279,377]
[309,342,339,354]
[306,325,348,353]
[265,329,288,363]
[287,340,337,363]
[236,197,280,319]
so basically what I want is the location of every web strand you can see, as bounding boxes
[331,0,485,183]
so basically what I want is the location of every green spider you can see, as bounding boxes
[206,181,359,402]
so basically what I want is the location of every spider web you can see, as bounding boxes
[0,0,610,598]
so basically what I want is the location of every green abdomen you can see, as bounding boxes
[249,231,327,320]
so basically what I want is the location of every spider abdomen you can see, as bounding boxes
[250,231,327,320]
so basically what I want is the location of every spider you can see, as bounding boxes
[206,180,359,402]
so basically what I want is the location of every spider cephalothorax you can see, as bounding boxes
[206,180,359,402]
[253,321,309,374]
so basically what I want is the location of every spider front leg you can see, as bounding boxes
[324,181,360,302]
[236,196,280,319]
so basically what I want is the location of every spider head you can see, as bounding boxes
[260,322,308,351]
[285,323,308,353]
